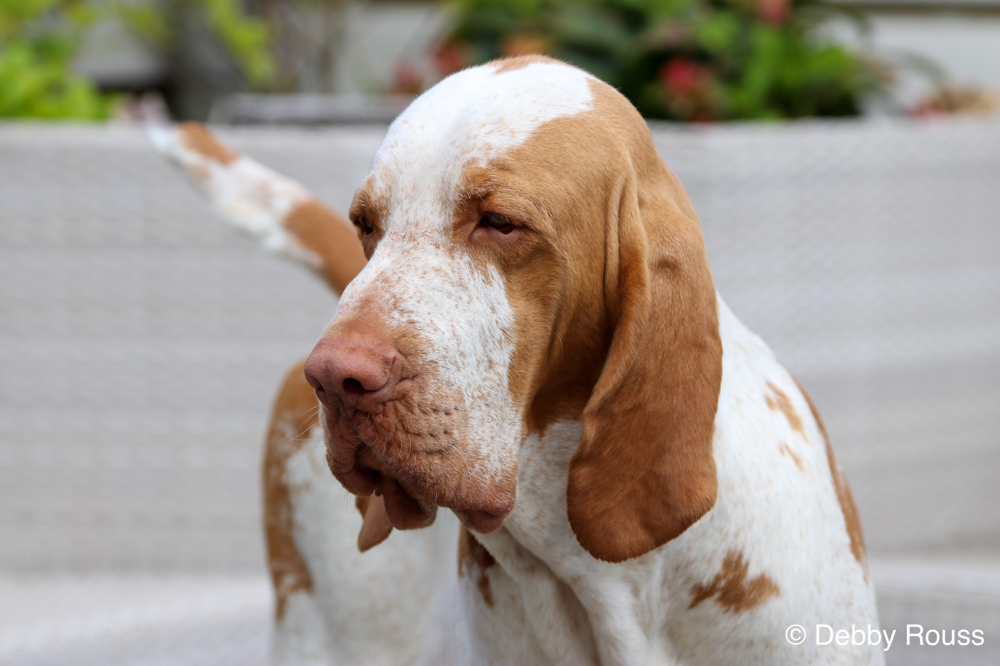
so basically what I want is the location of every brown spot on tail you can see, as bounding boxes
[458,527,495,607]
[178,122,239,164]
[285,199,368,295]
[689,550,780,613]
[793,378,868,575]
[264,360,319,620]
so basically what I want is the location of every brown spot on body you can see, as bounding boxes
[766,382,804,437]
[264,360,320,620]
[285,199,368,295]
[178,122,239,164]
[689,551,780,613]
[778,442,804,471]
[458,527,496,607]
[793,378,868,575]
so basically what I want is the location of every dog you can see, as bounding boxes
[157,55,881,666]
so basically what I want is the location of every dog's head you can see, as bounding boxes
[304,56,722,563]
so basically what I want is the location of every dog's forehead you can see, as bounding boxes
[367,61,595,216]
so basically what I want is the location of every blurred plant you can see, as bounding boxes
[117,0,272,86]
[0,0,116,118]
[252,0,349,93]
[439,0,888,121]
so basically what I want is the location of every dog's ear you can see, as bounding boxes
[566,158,722,563]
[355,494,393,552]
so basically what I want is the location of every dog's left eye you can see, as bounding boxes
[481,212,515,234]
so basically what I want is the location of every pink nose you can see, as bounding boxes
[304,322,400,410]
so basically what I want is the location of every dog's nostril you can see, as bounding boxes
[343,378,366,395]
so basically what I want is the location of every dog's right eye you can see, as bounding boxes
[354,217,374,235]
[480,212,516,234]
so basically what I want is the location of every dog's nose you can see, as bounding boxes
[304,323,400,409]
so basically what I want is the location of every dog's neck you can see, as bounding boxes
[474,420,668,665]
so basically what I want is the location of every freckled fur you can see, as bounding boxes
[688,550,780,613]
[458,527,497,607]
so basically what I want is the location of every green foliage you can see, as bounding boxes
[116,0,273,87]
[442,0,886,120]
[1,0,272,119]
[198,0,271,84]
[0,0,115,119]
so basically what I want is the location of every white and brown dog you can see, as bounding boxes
[157,56,881,666]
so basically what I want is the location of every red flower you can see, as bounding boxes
[661,59,706,96]
[433,42,469,77]
[758,0,790,26]
[393,61,422,95]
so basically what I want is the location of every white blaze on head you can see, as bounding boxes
[337,60,595,484]
[370,61,596,232]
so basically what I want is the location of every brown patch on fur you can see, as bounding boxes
[793,378,868,576]
[778,442,804,471]
[263,360,320,620]
[689,551,780,613]
[765,382,805,437]
[457,527,496,607]
[178,122,239,165]
[491,54,560,75]
[493,77,721,562]
[285,199,368,295]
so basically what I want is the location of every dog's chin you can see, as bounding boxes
[325,431,515,534]
[452,507,511,534]
[376,474,438,529]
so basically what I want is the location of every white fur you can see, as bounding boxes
[272,428,460,666]
[370,61,594,219]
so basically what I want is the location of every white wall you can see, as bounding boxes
[828,8,1000,106]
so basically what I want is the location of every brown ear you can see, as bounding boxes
[566,160,722,563]
[355,494,393,552]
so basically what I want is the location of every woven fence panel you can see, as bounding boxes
[1,119,998,577]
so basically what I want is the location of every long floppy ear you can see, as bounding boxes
[566,159,722,563]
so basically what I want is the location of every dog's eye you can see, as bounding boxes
[481,212,515,234]
[354,217,374,235]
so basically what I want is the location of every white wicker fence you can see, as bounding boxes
[1,119,998,665]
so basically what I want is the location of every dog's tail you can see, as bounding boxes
[150,122,366,296]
